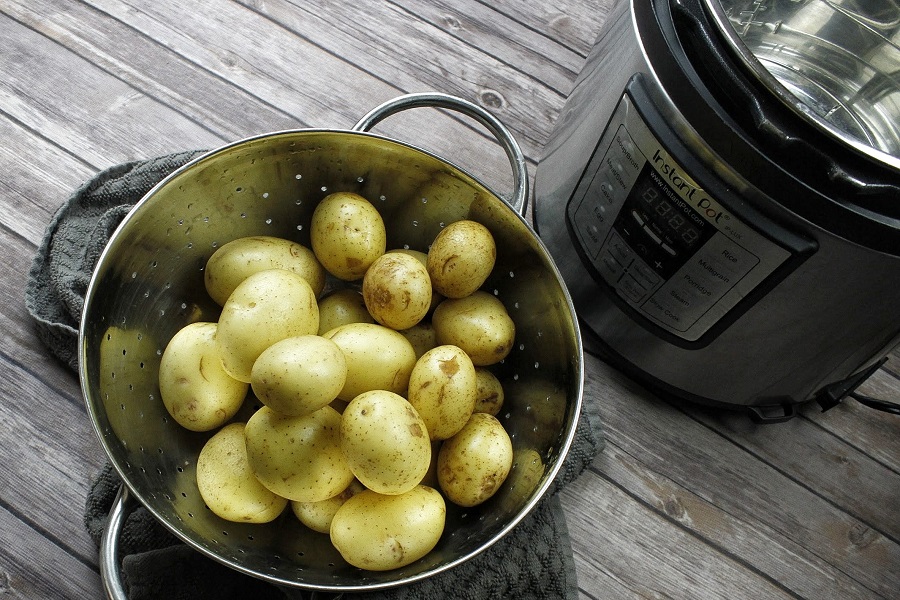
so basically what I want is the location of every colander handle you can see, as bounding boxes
[353,92,529,215]
[99,485,132,600]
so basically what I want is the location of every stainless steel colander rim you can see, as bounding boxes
[78,119,584,593]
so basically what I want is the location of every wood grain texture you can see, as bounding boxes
[1,0,898,598]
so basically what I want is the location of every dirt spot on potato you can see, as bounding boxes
[438,356,460,376]
[371,286,392,307]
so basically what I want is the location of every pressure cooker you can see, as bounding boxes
[534,0,900,421]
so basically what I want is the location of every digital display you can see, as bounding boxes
[613,164,714,279]
[636,178,703,249]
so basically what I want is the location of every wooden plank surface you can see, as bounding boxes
[1,1,898,598]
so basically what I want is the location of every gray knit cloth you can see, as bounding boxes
[25,152,605,600]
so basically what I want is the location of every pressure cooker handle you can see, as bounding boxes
[353,92,529,215]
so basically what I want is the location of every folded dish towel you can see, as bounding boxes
[25,152,605,600]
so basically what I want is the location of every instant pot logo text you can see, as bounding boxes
[651,149,724,224]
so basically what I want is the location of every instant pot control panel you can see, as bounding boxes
[566,82,804,343]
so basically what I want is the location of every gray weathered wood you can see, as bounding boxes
[1,0,898,598]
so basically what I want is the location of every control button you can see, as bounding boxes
[618,274,648,304]
[606,156,630,191]
[641,295,686,330]
[641,233,762,331]
[599,252,625,284]
[606,231,634,265]
[599,181,616,204]
[629,260,661,289]
[572,199,606,259]
[613,128,642,178]
[706,236,759,279]
[618,134,637,157]
[678,233,760,293]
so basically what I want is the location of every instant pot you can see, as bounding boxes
[534,0,900,421]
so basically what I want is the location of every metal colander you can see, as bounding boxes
[79,94,583,597]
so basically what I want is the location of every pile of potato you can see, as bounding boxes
[158,191,518,572]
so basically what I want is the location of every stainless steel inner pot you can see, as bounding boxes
[710,0,900,168]
[79,94,583,595]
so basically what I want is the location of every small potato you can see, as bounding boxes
[321,323,417,401]
[438,413,513,507]
[317,288,374,335]
[362,251,432,330]
[204,236,326,305]
[503,448,546,501]
[330,486,445,571]
[473,367,505,416]
[340,390,431,495]
[407,345,477,440]
[426,220,496,298]
[250,335,347,417]
[291,479,365,534]
[398,321,438,359]
[389,249,443,311]
[311,192,386,281]
[432,291,515,366]
[216,269,319,382]
[244,405,354,502]
[196,423,288,523]
[158,322,248,432]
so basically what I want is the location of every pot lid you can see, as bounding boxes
[705,0,900,171]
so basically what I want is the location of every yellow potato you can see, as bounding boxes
[159,322,248,431]
[204,235,326,305]
[321,323,417,401]
[503,448,546,501]
[438,413,513,507]
[362,251,432,330]
[317,288,374,335]
[388,249,443,311]
[473,367,505,416]
[250,335,347,417]
[196,423,288,523]
[244,405,354,502]
[310,192,386,281]
[291,479,365,534]
[330,485,446,571]
[340,390,431,494]
[407,345,477,440]
[432,291,515,366]
[216,269,319,382]
[426,220,496,298]
[398,320,438,359]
